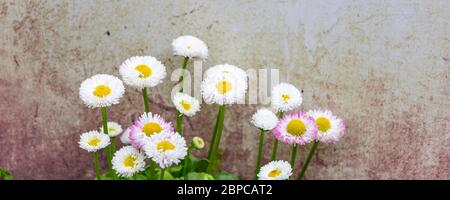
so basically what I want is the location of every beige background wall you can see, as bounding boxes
[0,0,449,179]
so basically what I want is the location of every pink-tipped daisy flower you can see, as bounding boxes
[273,111,318,145]
[129,112,174,149]
[306,109,345,143]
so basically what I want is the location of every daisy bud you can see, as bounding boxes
[192,136,205,150]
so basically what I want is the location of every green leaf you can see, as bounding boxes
[189,154,200,162]
[215,171,239,180]
[107,171,119,180]
[207,149,224,174]
[187,172,214,180]
[133,174,148,180]
[96,171,122,180]
[171,154,202,178]
[98,175,113,180]
[144,166,153,179]
[168,164,183,177]
[194,159,210,172]
[185,155,209,172]
[155,169,175,180]
[0,168,13,180]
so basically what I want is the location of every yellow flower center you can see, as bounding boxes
[187,44,192,49]
[108,128,115,133]
[123,155,137,168]
[157,141,175,152]
[135,64,152,78]
[88,137,101,147]
[282,93,291,103]
[286,119,307,136]
[142,122,162,137]
[93,85,111,98]
[216,80,233,94]
[316,117,331,132]
[180,100,192,110]
[268,169,282,178]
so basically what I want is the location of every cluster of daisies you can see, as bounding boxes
[78,35,207,180]
[251,83,345,180]
[78,35,345,180]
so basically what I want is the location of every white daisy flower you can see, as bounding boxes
[204,63,247,80]
[172,92,201,117]
[271,83,302,112]
[100,121,123,137]
[258,160,293,180]
[112,146,146,178]
[120,127,132,145]
[273,111,318,145]
[129,112,174,149]
[119,56,167,89]
[172,35,208,60]
[79,74,125,108]
[251,108,279,131]
[307,109,345,143]
[143,131,188,168]
[201,64,248,105]
[79,130,110,152]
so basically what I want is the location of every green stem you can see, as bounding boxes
[178,57,189,93]
[149,161,157,180]
[255,129,265,179]
[93,152,100,180]
[176,112,183,134]
[142,87,150,113]
[290,145,298,169]
[271,111,285,161]
[101,107,112,171]
[298,141,319,180]
[207,105,226,172]
[106,147,112,171]
[207,106,222,160]
[111,137,116,154]
[175,57,189,135]
[182,146,193,180]
[142,87,154,179]
[160,168,165,180]
[271,140,279,161]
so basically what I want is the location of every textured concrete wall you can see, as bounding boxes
[0,0,449,179]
